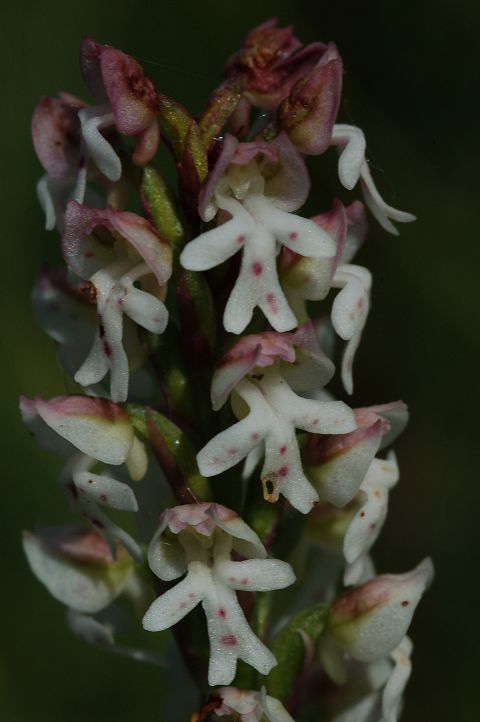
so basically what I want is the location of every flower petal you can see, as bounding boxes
[23,395,133,465]
[74,471,139,512]
[215,557,295,592]
[331,124,366,190]
[78,105,121,181]
[119,286,168,334]
[142,569,203,631]
[360,161,416,236]
[203,579,276,685]
[382,637,413,722]
[197,382,270,476]
[250,198,336,259]
[147,516,186,581]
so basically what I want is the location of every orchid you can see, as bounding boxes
[24,22,431,722]
[180,133,336,334]
[62,201,172,402]
[20,395,147,560]
[142,503,295,685]
[79,37,160,181]
[197,330,356,513]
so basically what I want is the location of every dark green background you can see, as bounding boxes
[2,1,478,720]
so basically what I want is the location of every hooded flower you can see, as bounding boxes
[215,686,295,722]
[32,267,147,394]
[303,401,408,508]
[23,525,163,665]
[23,526,134,613]
[32,93,91,231]
[62,201,172,402]
[196,329,356,514]
[278,42,343,155]
[326,559,433,664]
[180,133,336,334]
[331,124,416,235]
[142,503,295,685]
[20,395,147,560]
[79,37,160,181]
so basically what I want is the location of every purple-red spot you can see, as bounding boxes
[266,293,278,314]
[218,608,226,618]
[369,523,377,530]
[220,634,237,646]
[278,465,289,477]
[251,262,263,276]
[188,592,195,599]
[99,493,108,502]
[251,432,260,441]
[103,341,112,357]
[312,418,319,426]
[240,578,249,585]
[289,231,298,241]
[237,234,246,244]
[228,448,237,455]
[279,445,287,455]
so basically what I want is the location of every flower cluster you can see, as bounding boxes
[23,19,431,722]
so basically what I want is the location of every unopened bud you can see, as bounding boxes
[328,558,433,661]
[279,44,343,155]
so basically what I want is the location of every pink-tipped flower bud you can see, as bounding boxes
[328,558,434,662]
[279,43,343,155]
[225,19,326,109]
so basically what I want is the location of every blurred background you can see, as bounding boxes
[1,0,478,720]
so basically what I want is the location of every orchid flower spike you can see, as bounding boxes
[331,124,416,235]
[142,503,295,685]
[196,328,356,514]
[215,686,295,722]
[62,201,172,402]
[180,133,336,334]
[79,37,160,181]
[20,395,147,560]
